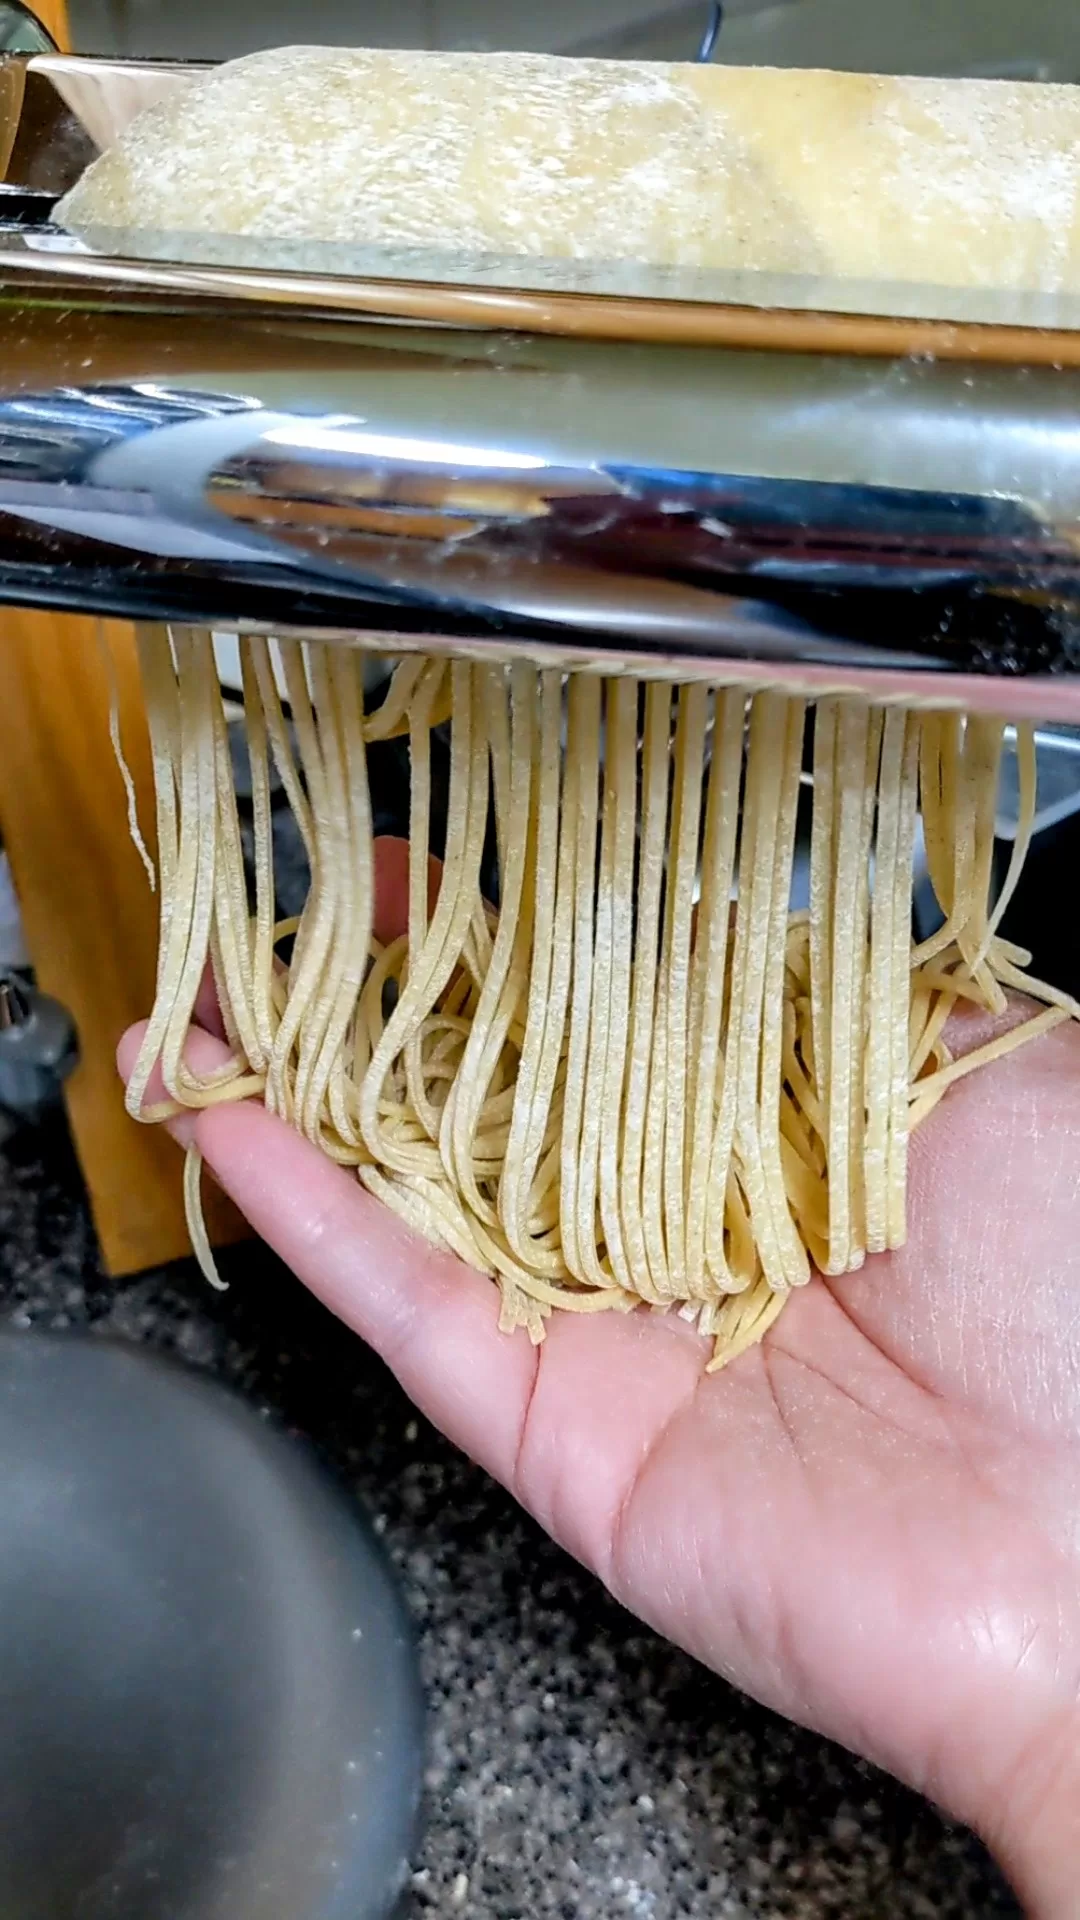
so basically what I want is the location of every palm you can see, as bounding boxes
[122,918,1080,1911]
[576,1022,1080,1840]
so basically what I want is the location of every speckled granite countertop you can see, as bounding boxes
[0,1116,1019,1920]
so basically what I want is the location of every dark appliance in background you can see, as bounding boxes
[996,809,1080,1003]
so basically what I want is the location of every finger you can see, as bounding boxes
[121,830,526,1479]
[200,1098,539,1486]
[118,1008,540,1480]
[941,988,1043,1059]
[372,834,441,946]
[116,1018,234,1150]
[194,962,226,1040]
[827,1007,1080,1423]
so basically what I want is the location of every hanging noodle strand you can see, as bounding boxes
[119,631,1076,1367]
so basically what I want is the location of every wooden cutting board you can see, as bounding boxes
[0,614,248,1272]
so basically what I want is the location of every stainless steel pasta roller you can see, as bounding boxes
[0,22,1076,724]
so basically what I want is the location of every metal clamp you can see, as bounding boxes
[0,972,78,1120]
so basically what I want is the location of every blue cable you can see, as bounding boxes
[697,1,724,61]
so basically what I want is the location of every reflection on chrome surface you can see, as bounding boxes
[0,296,1077,698]
[0,228,1074,714]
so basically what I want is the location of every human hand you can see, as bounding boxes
[119,840,1080,1918]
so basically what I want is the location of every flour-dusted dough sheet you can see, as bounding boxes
[57,45,1080,296]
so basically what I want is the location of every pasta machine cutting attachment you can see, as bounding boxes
[0,22,1078,728]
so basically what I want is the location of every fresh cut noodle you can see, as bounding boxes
[121,630,1074,1370]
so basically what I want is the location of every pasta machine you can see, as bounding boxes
[0,12,1079,729]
